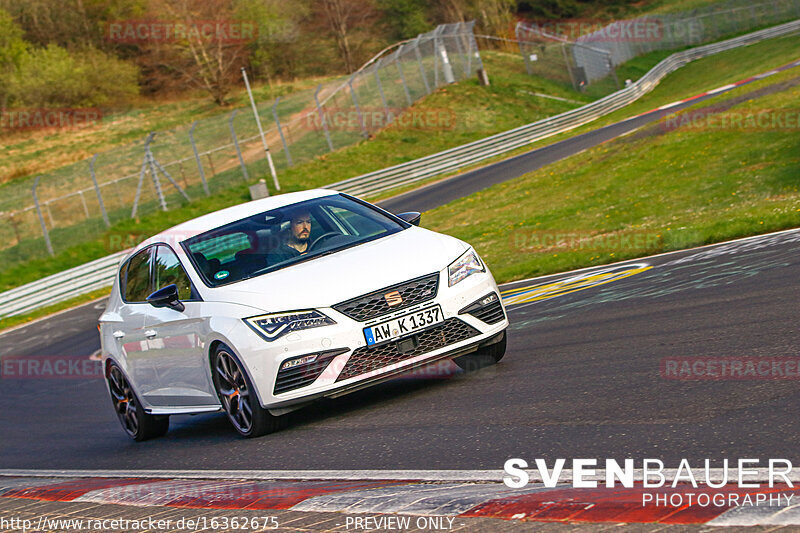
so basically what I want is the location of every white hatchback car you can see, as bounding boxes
[100,190,508,440]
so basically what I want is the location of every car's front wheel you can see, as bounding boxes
[211,344,286,438]
[453,331,506,372]
[106,362,169,441]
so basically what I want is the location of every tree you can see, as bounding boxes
[0,0,148,50]
[474,0,516,37]
[235,0,311,83]
[0,8,27,108]
[10,44,139,107]
[377,0,431,40]
[430,0,517,36]
[135,0,253,105]
[316,0,380,73]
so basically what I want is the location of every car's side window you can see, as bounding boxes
[153,245,193,300]
[123,248,153,303]
[327,205,383,237]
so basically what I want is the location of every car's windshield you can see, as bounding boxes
[182,194,407,287]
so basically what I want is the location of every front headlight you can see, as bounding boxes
[244,310,336,342]
[448,248,485,287]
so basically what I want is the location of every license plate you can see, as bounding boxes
[363,305,443,346]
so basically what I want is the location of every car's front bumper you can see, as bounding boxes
[228,268,509,409]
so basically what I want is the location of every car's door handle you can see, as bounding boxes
[144,330,157,339]
[112,330,125,339]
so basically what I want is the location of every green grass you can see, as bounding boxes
[0,76,334,187]
[423,66,800,283]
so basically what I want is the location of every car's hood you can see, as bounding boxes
[203,227,468,313]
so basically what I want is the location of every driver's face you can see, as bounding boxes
[291,213,311,242]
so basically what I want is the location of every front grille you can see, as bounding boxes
[468,300,506,324]
[274,349,347,394]
[336,318,479,382]
[332,273,439,322]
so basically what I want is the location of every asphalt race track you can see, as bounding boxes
[1,228,799,470]
[1,69,800,471]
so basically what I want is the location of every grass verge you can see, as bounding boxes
[423,65,800,283]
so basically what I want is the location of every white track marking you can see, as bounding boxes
[499,227,800,290]
[3,468,800,483]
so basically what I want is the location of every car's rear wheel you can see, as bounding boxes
[106,362,169,441]
[453,331,506,372]
[212,344,286,438]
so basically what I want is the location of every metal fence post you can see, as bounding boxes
[271,97,294,166]
[188,122,210,196]
[348,76,369,138]
[469,23,484,73]
[516,23,533,76]
[131,148,149,218]
[150,158,191,203]
[452,23,468,77]
[414,37,432,95]
[438,36,456,84]
[395,47,413,106]
[433,32,440,87]
[374,65,392,124]
[32,176,54,256]
[229,110,250,182]
[144,133,168,211]
[89,154,110,227]
[314,84,335,152]
[562,43,579,91]
[78,191,90,219]
[241,67,279,192]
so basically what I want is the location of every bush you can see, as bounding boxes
[11,44,139,108]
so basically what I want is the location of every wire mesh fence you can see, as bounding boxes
[0,22,481,264]
[516,0,800,91]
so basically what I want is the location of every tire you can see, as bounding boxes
[106,362,169,441]
[453,331,507,372]
[211,344,286,438]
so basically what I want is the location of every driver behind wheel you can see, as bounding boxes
[267,208,312,264]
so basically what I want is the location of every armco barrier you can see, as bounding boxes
[1,19,799,319]
[0,252,127,319]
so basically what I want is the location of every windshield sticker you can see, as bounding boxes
[214,270,229,280]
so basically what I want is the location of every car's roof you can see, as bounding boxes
[131,188,340,254]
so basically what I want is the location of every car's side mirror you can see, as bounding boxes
[146,284,185,312]
[397,211,421,226]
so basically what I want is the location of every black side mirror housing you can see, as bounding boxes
[146,284,185,312]
[397,211,421,226]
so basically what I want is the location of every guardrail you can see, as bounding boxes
[1,19,799,320]
[330,18,800,197]
[0,252,127,319]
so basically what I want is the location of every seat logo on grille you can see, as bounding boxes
[384,290,403,307]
